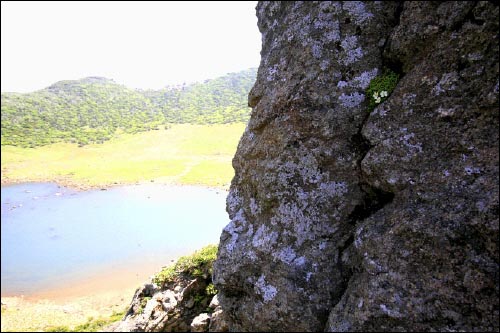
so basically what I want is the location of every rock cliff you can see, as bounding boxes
[213,1,499,332]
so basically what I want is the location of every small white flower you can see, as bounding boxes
[372,92,379,99]
[375,97,381,103]
[380,90,388,97]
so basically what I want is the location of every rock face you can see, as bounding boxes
[213,1,499,332]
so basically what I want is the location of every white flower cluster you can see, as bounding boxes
[372,90,388,104]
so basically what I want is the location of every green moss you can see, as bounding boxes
[153,244,218,287]
[366,69,399,111]
[205,283,217,296]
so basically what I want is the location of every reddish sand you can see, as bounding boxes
[1,261,173,332]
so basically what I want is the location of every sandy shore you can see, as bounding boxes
[1,176,230,193]
[1,288,135,332]
[1,262,171,332]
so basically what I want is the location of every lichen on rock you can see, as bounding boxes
[214,1,498,332]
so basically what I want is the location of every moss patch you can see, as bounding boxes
[366,69,399,111]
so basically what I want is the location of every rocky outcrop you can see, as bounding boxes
[108,245,228,332]
[213,1,499,332]
[108,281,210,332]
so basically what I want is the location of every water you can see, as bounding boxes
[1,182,229,296]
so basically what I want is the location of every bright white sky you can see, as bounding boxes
[1,1,261,93]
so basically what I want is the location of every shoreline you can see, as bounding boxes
[0,176,230,192]
[2,259,165,301]
[0,259,178,332]
[1,290,135,332]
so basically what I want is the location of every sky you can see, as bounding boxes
[1,1,261,93]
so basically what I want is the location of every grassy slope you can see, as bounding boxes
[1,290,133,332]
[1,123,245,190]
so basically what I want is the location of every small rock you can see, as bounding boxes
[190,313,211,332]
[208,294,219,309]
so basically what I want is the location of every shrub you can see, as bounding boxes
[153,244,218,287]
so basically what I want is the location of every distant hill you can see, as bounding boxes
[1,68,256,147]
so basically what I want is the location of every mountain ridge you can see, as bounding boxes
[1,68,257,147]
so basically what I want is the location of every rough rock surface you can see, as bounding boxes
[213,1,499,332]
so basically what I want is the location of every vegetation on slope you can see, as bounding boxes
[153,244,218,288]
[1,123,245,189]
[44,310,126,332]
[1,69,256,147]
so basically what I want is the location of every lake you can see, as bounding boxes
[1,182,229,297]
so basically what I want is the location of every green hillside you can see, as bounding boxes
[1,123,245,189]
[1,69,256,147]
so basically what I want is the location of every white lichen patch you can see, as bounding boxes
[380,304,403,318]
[249,198,260,216]
[223,208,246,253]
[246,223,254,238]
[372,106,388,117]
[227,188,242,215]
[320,60,330,71]
[324,24,341,42]
[343,1,374,26]
[275,200,338,247]
[311,42,323,59]
[467,52,483,62]
[398,128,423,158]
[364,252,385,274]
[402,93,417,108]
[255,275,278,303]
[245,249,257,261]
[319,181,348,197]
[353,69,379,89]
[274,246,297,265]
[464,166,481,175]
[340,35,364,66]
[337,80,349,88]
[432,72,459,96]
[276,149,322,186]
[267,64,279,82]
[357,298,364,309]
[339,92,365,108]
[354,227,364,249]
[293,256,306,266]
[252,224,278,250]
[436,107,457,118]
[337,69,378,90]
